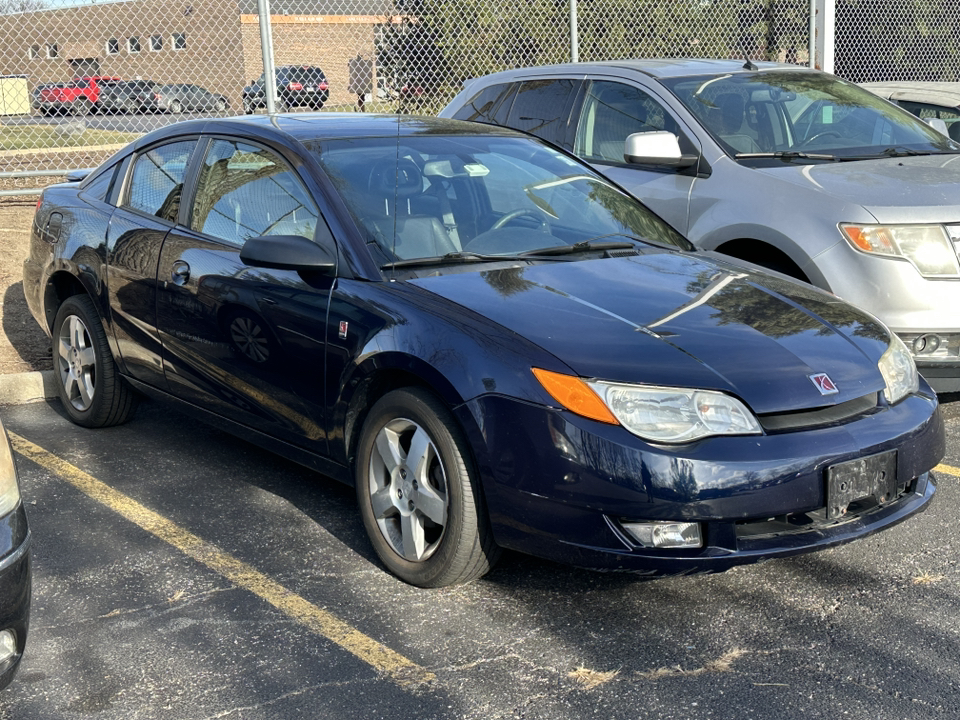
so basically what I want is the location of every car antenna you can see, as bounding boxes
[742,56,758,71]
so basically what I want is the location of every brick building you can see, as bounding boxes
[0,0,396,110]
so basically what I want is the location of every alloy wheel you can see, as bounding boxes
[367,418,448,562]
[57,314,97,411]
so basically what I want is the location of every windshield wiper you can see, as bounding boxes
[516,240,640,257]
[840,146,940,161]
[383,240,643,269]
[382,251,517,269]
[735,151,838,162]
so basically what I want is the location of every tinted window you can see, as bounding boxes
[452,83,513,123]
[125,141,195,222]
[284,67,327,83]
[576,81,680,163]
[190,139,319,247]
[505,79,579,145]
[80,164,117,203]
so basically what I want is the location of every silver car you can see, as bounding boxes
[861,81,960,142]
[440,60,960,392]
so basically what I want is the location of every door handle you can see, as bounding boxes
[171,260,190,285]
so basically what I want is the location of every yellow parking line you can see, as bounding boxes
[935,463,960,477]
[9,432,434,687]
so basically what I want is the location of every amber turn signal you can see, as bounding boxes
[532,368,619,425]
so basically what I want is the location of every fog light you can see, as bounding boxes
[0,630,16,663]
[912,334,941,354]
[622,521,703,548]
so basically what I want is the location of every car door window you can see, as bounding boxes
[190,138,319,247]
[576,81,679,163]
[505,79,578,146]
[451,83,513,123]
[124,140,196,222]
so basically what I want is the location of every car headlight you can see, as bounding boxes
[587,382,762,442]
[840,224,960,277]
[531,368,762,443]
[878,335,919,405]
[0,420,20,517]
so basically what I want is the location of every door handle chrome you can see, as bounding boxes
[171,260,190,284]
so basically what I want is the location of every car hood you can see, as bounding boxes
[408,252,892,415]
[756,155,960,222]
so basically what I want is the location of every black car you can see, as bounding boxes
[243,65,329,113]
[155,84,229,114]
[99,80,159,114]
[23,114,943,587]
[0,415,30,689]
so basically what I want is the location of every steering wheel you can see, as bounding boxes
[491,208,548,232]
[800,130,842,147]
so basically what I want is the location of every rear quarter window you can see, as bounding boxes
[504,79,579,146]
[452,83,513,123]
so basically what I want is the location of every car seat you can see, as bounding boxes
[713,93,762,153]
[368,158,457,259]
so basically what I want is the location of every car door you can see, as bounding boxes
[571,78,702,236]
[155,136,334,449]
[107,138,199,389]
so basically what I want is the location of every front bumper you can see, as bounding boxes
[0,504,31,690]
[815,242,960,389]
[458,388,943,575]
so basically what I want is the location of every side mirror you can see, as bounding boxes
[624,131,698,168]
[923,117,949,136]
[240,234,336,273]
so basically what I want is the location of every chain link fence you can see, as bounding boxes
[836,0,960,82]
[1,0,956,180]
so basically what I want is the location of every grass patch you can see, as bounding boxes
[0,123,141,151]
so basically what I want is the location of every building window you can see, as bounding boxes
[28,45,40,59]
[128,36,141,54]
[46,43,59,59]
[150,35,163,51]
[172,33,186,50]
[106,38,119,55]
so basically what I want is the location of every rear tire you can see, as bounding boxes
[53,295,138,428]
[355,388,499,587]
[169,99,183,114]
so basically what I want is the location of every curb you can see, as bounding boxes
[0,370,56,406]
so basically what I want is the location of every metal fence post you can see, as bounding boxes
[257,0,278,113]
[570,0,579,63]
[813,0,835,73]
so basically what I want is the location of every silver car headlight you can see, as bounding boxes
[586,382,762,443]
[878,335,920,405]
[840,224,960,277]
[0,419,20,517]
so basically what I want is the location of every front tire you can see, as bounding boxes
[355,388,499,587]
[53,295,138,428]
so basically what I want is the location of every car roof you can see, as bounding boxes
[130,113,526,150]
[464,58,805,84]
[860,81,960,107]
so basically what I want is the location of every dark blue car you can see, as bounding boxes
[23,114,943,586]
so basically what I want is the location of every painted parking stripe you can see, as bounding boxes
[9,432,434,688]
[935,463,960,477]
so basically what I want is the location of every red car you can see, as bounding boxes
[35,76,123,115]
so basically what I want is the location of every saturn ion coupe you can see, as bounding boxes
[23,114,943,587]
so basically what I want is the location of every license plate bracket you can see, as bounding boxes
[825,450,898,520]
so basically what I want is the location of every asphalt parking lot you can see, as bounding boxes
[0,395,957,719]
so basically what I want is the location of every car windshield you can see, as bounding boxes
[661,71,960,162]
[308,133,690,265]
